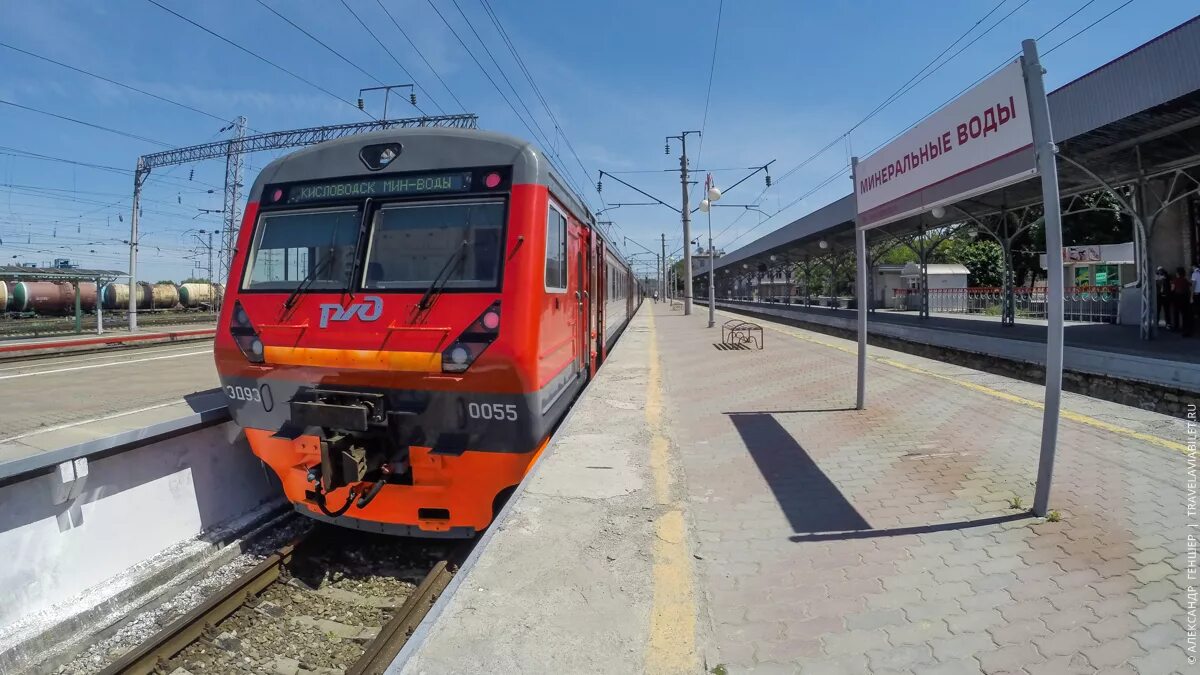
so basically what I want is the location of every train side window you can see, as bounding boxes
[545,203,568,292]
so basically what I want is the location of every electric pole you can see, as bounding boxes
[221,116,247,286]
[660,233,667,301]
[667,131,700,315]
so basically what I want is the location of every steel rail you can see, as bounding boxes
[96,538,304,675]
[346,558,456,675]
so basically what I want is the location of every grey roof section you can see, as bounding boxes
[0,266,126,280]
[715,15,1200,274]
[1049,15,1200,141]
[717,195,855,269]
[248,127,593,226]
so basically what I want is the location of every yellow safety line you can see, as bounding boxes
[721,309,1188,455]
[644,308,698,674]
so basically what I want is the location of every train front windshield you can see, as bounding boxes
[243,208,359,291]
[241,198,505,293]
[362,199,503,290]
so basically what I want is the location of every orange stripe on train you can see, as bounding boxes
[263,345,441,372]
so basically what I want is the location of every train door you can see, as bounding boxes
[594,241,606,367]
[573,232,588,376]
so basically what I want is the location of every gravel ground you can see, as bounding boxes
[54,515,311,675]
[57,524,456,675]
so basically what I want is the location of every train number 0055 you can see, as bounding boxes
[225,385,261,402]
[468,402,518,421]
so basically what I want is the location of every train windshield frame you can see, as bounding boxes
[241,166,514,295]
[360,198,505,292]
[241,207,361,292]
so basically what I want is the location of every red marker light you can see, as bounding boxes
[272,188,283,202]
[482,310,500,330]
[484,172,501,189]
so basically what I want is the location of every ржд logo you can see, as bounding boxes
[318,296,383,328]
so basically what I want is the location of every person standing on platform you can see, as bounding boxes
[1171,267,1192,337]
[1156,267,1173,330]
[1191,265,1200,327]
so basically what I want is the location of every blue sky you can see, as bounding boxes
[0,0,1196,283]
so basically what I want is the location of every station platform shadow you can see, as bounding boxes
[727,412,870,534]
[727,412,1033,541]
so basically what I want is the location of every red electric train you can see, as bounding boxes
[215,128,640,537]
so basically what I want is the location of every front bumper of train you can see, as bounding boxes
[245,427,545,536]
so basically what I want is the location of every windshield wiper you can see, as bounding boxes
[281,246,335,314]
[414,240,468,315]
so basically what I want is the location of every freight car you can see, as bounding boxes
[216,128,640,537]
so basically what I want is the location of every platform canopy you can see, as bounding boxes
[707,16,1200,273]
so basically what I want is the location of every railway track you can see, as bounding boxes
[0,313,216,340]
[93,526,463,675]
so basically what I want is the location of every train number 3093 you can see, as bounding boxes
[468,402,518,421]
[225,385,261,402]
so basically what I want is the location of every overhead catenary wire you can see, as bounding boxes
[374,0,469,113]
[0,145,221,191]
[0,41,249,130]
[714,0,1101,248]
[449,0,549,146]
[423,0,549,148]
[253,0,385,87]
[144,0,371,117]
[0,98,173,147]
[477,0,607,213]
[687,0,725,205]
[428,0,592,208]
[336,0,440,115]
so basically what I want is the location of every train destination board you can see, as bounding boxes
[277,172,473,204]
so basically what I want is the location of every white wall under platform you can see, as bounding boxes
[0,421,278,650]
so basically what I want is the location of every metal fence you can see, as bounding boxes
[892,286,1121,323]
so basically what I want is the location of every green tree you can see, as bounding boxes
[877,245,918,265]
[943,235,1004,287]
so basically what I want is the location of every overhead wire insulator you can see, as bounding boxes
[410,93,417,106]
[765,174,772,188]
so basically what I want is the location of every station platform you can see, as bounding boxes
[0,342,220,478]
[713,299,1200,411]
[399,302,1192,674]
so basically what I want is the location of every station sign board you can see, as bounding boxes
[1062,245,1101,262]
[855,60,1036,229]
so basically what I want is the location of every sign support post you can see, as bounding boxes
[1023,39,1064,518]
[853,156,867,410]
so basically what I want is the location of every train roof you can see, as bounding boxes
[248,127,594,227]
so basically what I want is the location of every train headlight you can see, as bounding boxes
[229,300,265,364]
[441,301,501,373]
[359,143,403,171]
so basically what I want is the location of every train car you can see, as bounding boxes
[215,128,640,537]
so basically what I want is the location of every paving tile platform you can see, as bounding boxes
[397,301,1196,674]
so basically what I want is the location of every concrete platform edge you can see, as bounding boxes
[385,318,622,672]
[0,389,229,484]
